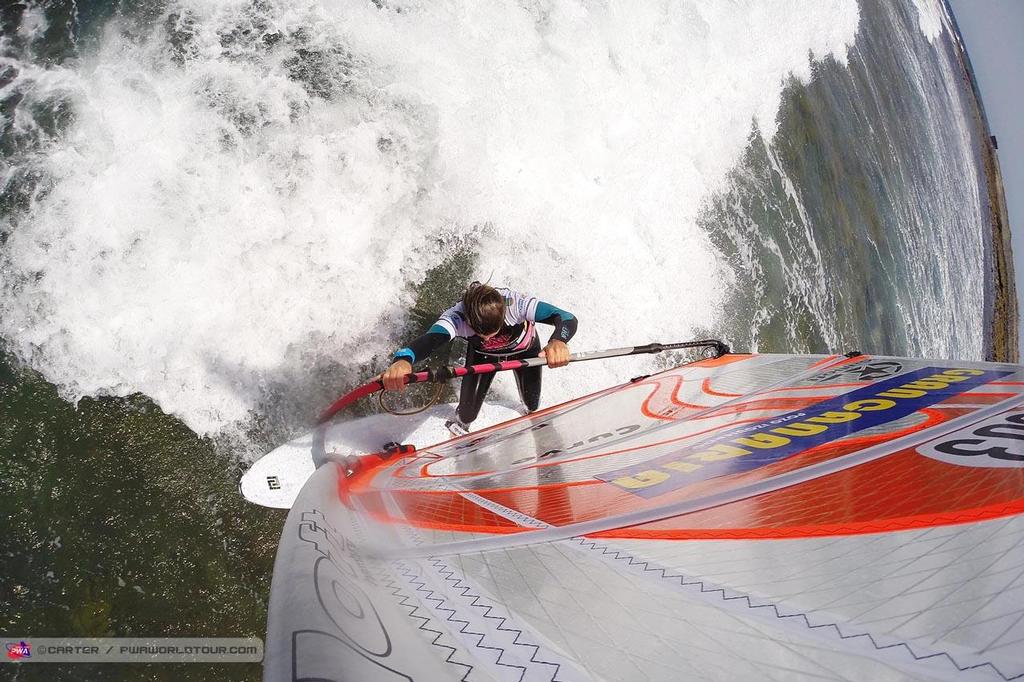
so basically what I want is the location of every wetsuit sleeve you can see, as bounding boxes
[393,324,452,365]
[534,301,578,344]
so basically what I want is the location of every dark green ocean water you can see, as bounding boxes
[0,1,994,680]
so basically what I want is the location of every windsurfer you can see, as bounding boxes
[382,283,578,434]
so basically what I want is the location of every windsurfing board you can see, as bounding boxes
[240,402,522,508]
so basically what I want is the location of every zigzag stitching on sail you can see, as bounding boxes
[382,571,474,681]
[383,491,569,680]
[396,560,529,680]
[427,557,566,681]
[573,538,1021,681]
[350,506,478,679]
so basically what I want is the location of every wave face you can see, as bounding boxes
[702,0,987,360]
[1,0,860,434]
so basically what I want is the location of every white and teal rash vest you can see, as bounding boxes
[393,288,577,364]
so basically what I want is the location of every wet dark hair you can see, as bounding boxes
[463,282,505,335]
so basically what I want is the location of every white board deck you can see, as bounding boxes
[240,402,522,508]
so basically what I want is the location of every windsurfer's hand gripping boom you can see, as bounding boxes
[381,359,414,392]
[540,339,570,368]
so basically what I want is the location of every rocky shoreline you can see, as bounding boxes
[981,137,1019,362]
[945,4,1019,363]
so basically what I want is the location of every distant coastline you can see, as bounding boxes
[944,2,1019,362]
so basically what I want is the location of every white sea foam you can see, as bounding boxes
[17,3,48,44]
[910,0,944,43]
[0,0,860,436]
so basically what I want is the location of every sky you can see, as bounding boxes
[946,0,1024,355]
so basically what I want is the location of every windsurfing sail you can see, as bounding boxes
[260,352,1024,681]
